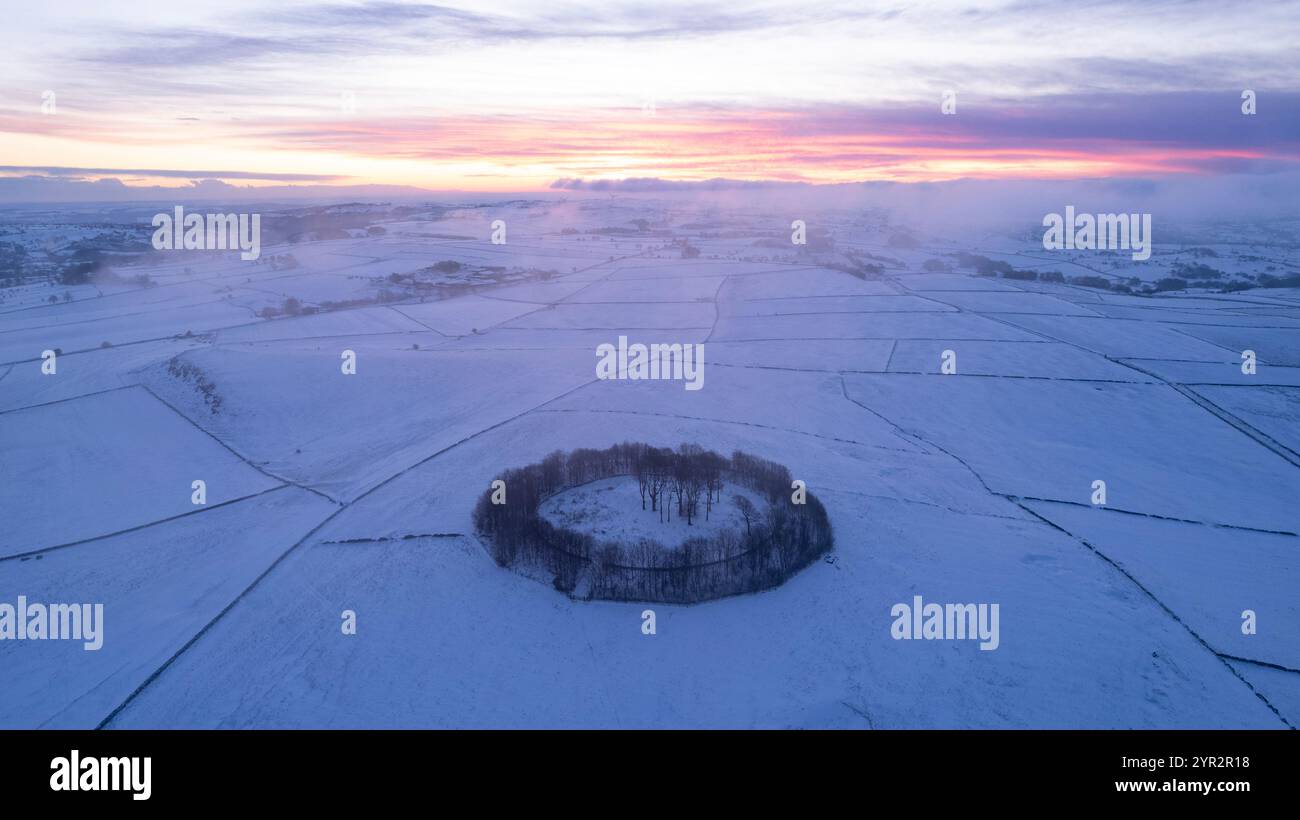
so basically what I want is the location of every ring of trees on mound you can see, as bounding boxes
[473,443,834,604]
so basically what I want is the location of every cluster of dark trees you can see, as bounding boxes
[167,356,222,413]
[259,296,305,318]
[1256,272,1300,288]
[946,252,1283,295]
[57,262,94,285]
[268,253,300,271]
[954,252,1015,277]
[58,253,102,285]
[632,444,727,526]
[826,260,884,279]
[1172,262,1228,280]
[259,209,383,245]
[473,443,834,604]
[0,241,28,285]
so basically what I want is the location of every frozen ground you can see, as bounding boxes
[1,197,1297,728]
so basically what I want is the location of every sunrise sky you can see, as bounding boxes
[1,0,1298,193]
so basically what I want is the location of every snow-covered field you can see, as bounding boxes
[1,197,1297,728]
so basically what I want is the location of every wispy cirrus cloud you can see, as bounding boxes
[78,2,882,70]
[0,166,344,181]
[268,1,852,41]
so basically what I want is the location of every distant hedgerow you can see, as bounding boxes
[166,356,223,414]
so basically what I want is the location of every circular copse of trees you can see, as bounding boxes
[473,442,833,604]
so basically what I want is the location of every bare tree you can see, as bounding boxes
[702,452,723,521]
[634,455,649,510]
[732,495,757,537]
[683,466,705,526]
